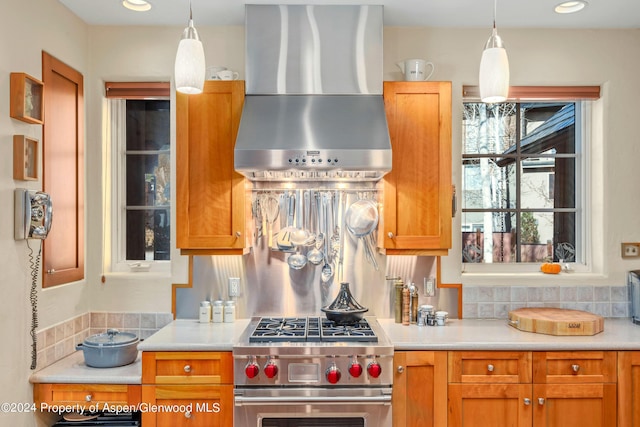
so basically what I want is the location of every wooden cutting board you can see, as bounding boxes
[508,307,604,336]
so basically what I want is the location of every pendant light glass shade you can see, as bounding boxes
[175,3,205,95]
[479,0,509,103]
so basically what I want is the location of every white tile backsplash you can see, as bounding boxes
[35,311,171,370]
[463,285,630,319]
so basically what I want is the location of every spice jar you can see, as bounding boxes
[199,301,211,323]
[435,310,448,326]
[224,301,236,323]
[212,300,224,323]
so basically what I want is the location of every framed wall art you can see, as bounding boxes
[13,135,39,180]
[10,73,44,124]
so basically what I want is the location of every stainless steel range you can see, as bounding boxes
[233,316,394,427]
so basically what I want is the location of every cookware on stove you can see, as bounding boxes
[321,282,368,325]
[76,329,139,368]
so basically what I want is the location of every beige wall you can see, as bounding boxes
[1,1,640,423]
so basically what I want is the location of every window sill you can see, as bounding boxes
[461,270,608,287]
[102,271,172,282]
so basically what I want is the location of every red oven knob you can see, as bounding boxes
[367,361,382,378]
[348,362,363,378]
[326,364,342,384]
[264,361,278,379]
[245,362,260,379]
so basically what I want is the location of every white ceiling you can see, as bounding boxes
[58,0,640,28]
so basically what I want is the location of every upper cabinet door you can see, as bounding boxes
[382,81,452,255]
[176,81,247,253]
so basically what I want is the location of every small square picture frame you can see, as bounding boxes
[10,73,44,124]
[13,135,39,181]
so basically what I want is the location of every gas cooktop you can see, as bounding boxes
[249,316,378,343]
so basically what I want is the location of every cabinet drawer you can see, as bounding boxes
[34,383,141,407]
[142,352,233,385]
[448,351,532,383]
[533,351,616,383]
[141,384,233,427]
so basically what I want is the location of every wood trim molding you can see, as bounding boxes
[104,82,170,99]
[463,85,601,101]
[436,256,463,318]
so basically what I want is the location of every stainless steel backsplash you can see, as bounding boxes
[176,192,458,321]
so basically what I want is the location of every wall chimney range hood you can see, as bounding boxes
[234,5,392,182]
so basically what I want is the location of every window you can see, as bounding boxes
[105,82,171,273]
[461,86,599,265]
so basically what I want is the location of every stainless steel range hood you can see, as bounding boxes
[234,5,392,182]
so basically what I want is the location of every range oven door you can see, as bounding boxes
[234,387,392,427]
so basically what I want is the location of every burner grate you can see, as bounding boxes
[248,317,378,343]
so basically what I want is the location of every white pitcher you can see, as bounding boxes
[396,59,435,81]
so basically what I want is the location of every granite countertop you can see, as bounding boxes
[31,317,640,385]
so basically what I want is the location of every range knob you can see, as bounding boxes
[348,361,363,378]
[367,361,382,378]
[245,361,260,379]
[326,363,342,384]
[264,360,278,379]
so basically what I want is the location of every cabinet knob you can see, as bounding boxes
[487,364,494,372]
[523,398,531,406]
[571,364,580,373]
[235,231,242,238]
[387,232,394,239]
[184,411,192,419]
[538,398,545,406]
[397,365,404,373]
[85,394,92,402]
[184,364,191,373]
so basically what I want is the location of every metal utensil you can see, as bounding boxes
[320,192,334,282]
[276,192,296,252]
[264,194,280,248]
[345,198,379,270]
[307,192,324,265]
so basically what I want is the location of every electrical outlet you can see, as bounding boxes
[424,277,436,297]
[622,243,640,258]
[229,277,240,297]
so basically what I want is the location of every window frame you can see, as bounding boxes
[104,82,171,274]
[460,86,599,276]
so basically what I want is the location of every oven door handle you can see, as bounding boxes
[235,394,392,406]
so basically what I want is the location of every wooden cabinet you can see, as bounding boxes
[176,81,248,254]
[532,352,617,427]
[33,383,141,407]
[447,351,617,427]
[141,351,233,427]
[393,351,447,427]
[381,81,452,255]
[618,351,640,427]
[448,351,533,427]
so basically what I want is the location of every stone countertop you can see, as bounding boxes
[30,317,640,385]
[137,319,250,351]
[379,318,640,351]
[29,351,142,384]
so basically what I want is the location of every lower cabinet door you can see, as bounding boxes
[447,383,532,427]
[533,383,616,427]
[142,385,233,427]
[393,351,447,427]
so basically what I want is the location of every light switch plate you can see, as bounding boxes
[622,243,640,258]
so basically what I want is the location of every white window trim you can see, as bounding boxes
[106,98,171,275]
[460,99,604,282]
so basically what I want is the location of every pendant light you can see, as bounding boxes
[174,0,205,94]
[479,0,509,103]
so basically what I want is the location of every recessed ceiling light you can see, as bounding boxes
[122,0,151,12]
[554,1,588,14]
